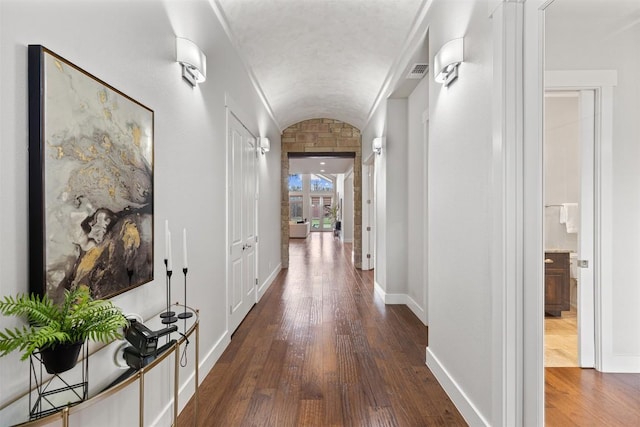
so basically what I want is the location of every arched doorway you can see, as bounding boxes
[280,119,362,268]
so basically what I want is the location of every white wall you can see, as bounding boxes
[387,100,409,296]
[544,95,580,252]
[426,0,494,423]
[406,75,429,324]
[546,0,640,371]
[363,0,542,423]
[258,131,281,297]
[0,0,281,424]
[367,94,420,304]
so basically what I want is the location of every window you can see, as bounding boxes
[323,197,333,228]
[290,195,303,221]
[288,174,302,192]
[310,174,333,192]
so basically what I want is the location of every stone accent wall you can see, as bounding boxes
[281,119,362,268]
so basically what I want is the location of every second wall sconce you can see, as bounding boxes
[259,137,270,154]
[372,137,384,155]
[434,38,463,87]
[176,37,207,87]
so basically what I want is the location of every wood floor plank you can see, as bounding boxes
[296,399,324,426]
[545,367,640,426]
[255,340,288,389]
[179,234,460,426]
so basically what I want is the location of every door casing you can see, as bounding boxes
[227,109,258,335]
[544,71,617,372]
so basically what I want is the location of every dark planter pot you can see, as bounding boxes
[39,341,83,374]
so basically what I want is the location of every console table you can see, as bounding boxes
[2,304,199,427]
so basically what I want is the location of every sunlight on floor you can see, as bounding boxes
[544,308,578,367]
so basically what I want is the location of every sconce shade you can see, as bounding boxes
[372,137,384,155]
[176,37,206,86]
[260,137,270,154]
[434,38,463,87]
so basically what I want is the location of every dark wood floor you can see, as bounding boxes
[178,232,640,426]
[178,232,465,426]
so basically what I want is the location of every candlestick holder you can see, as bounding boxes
[160,260,177,324]
[178,268,193,319]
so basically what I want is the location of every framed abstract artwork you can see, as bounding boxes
[28,45,154,302]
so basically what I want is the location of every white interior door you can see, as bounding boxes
[228,112,257,334]
[578,89,595,367]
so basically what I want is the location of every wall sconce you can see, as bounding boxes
[259,137,270,154]
[176,37,206,87]
[372,137,384,155]
[434,38,463,87]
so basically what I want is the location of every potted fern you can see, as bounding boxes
[0,285,128,374]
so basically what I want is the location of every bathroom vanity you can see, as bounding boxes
[544,251,570,316]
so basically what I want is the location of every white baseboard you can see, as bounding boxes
[373,281,404,304]
[601,354,640,373]
[426,347,489,427]
[373,282,427,325]
[373,280,386,301]
[406,295,427,325]
[384,292,406,305]
[258,262,281,301]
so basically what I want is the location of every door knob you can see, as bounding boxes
[544,258,554,264]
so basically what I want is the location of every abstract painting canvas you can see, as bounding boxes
[28,45,154,302]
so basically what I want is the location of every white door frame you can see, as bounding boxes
[490,2,528,425]
[578,89,596,368]
[362,154,375,270]
[518,0,618,423]
[545,72,616,372]
[225,95,259,335]
[422,109,429,325]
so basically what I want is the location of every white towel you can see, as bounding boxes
[560,203,579,233]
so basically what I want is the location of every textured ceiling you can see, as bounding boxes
[214,0,425,130]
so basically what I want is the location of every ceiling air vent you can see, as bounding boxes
[406,63,429,79]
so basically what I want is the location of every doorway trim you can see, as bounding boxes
[422,108,429,325]
[493,1,620,424]
[521,0,620,424]
[280,120,362,269]
[362,155,375,271]
[225,94,259,335]
[545,70,617,372]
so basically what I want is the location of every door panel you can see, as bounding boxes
[243,131,256,300]
[231,127,243,248]
[228,112,257,334]
[578,89,595,367]
[231,257,242,310]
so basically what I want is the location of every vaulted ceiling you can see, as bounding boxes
[213,0,426,131]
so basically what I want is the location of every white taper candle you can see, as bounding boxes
[164,220,169,261]
[167,231,173,271]
[182,228,188,269]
